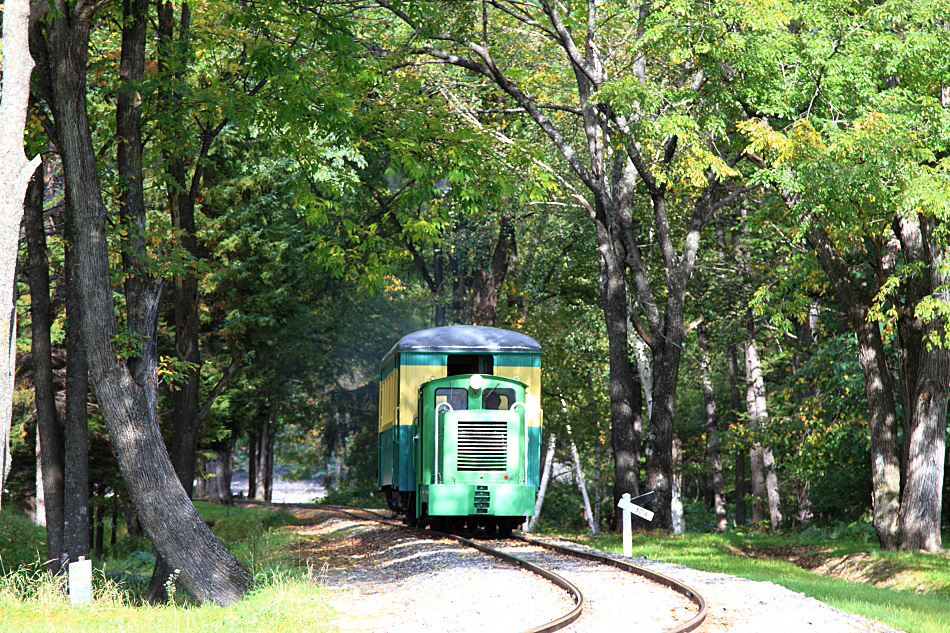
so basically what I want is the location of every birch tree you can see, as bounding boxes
[0,0,43,507]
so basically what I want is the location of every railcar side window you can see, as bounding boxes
[435,387,468,411]
[483,388,516,410]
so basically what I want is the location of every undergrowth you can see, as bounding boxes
[0,504,332,633]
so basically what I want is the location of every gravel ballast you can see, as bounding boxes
[287,509,904,633]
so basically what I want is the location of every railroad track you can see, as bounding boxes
[243,500,707,633]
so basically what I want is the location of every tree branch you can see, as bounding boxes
[195,349,246,427]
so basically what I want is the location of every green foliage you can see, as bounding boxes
[0,510,47,574]
[532,481,596,534]
[205,505,300,549]
[318,487,384,509]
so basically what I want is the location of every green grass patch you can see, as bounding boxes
[0,503,335,633]
[0,571,333,633]
[0,509,49,573]
[572,530,950,633]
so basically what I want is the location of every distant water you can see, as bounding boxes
[230,471,327,504]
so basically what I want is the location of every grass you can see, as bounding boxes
[6,502,949,633]
[0,572,334,633]
[0,505,333,633]
[570,528,950,633]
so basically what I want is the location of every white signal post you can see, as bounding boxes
[617,492,654,557]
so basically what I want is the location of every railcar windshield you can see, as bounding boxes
[482,388,516,410]
[435,387,468,410]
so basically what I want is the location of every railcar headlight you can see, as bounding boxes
[469,374,484,391]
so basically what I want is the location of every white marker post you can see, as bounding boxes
[68,556,93,605]
[617,492,655,557]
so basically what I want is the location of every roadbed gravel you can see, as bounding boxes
[285,508,904,633]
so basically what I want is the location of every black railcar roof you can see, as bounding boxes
[383,325,541,362]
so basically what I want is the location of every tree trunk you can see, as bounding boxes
[252,411,275,502]
[123,499,143,537]
[94,486,105,559]
[597,257,641,529]
[697,321,727,532]
[264,416,276,502]
[631,337,653,423]
[896,218,949,551]
[526,433,556,532]
[670,438,685,534]
[110,498,119,549]
[25,162,65,570]
[156,0,204,503]
[0,0,43,509]
[31,1,253,604]
[763,447,782,530]
[805,224,901,549]
[208,442,233,505]
[744,312,782,530]
[247,430,258,499]
[591,375,602,532]
[434,249,445,327]
[566,424,597,535]
[727,342,747,525]
[795,479,813,526]
[749,445,766,523]
[35,434,46,526]
[472,215,517,326]
[647,323,683,530]
[63,201,90,565]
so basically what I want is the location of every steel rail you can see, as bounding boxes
[436,530,584,633]
[319,505,583,633]
[516,535,708,633]
[236,501,707,633]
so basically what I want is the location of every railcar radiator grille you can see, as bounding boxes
[457,420,508,471]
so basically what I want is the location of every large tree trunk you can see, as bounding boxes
[646,298,686,530]
[25,162,65,571]
[895,215,949,552]
[744,312,782,530]
[805,225,901,549]
[472,215,517,326]
[697,321,727,532]
[0,0,43,509]
[31,0,253,604]
[898,355,949,551]
[597,256,641,529]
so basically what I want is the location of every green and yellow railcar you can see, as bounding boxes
[378,325,542,535]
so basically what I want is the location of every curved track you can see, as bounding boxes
[245,501,707,633]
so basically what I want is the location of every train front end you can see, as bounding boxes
[415,374,534,533]
[378,325,542,535]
